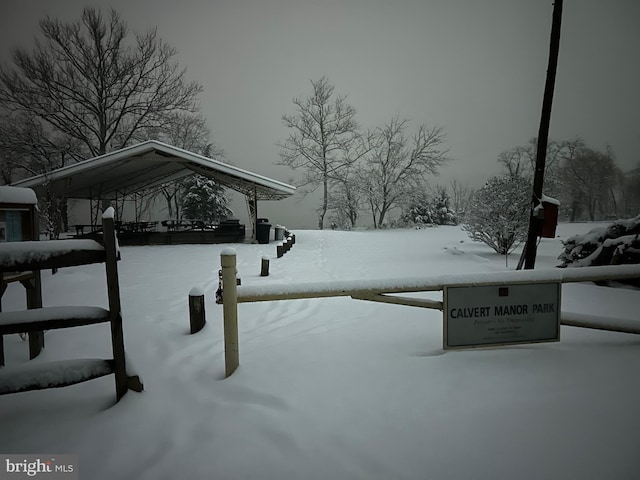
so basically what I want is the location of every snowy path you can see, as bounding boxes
[1,225,639,480]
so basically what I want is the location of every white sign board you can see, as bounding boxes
[444,282,560,349]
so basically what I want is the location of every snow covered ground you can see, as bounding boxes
[1,223,639,480]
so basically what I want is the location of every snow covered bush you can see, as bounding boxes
[431,188,457,225]
[558,214,640,267]
[399,188,457,227]
[401,204,434,226]
[181,175,232,223]
[463,175,530,254]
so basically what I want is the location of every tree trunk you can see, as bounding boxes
[349,210,357,228]
[162,190,175,219]
[377,198,392,228]
[166,198,174,219]
[378,206,390,228]
[174,197,181,220]
[319,176,328,230]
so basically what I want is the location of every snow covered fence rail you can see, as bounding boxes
[236,264,640,303]
[0,211,143,401]
[219,250,640,377]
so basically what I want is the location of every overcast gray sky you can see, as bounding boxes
[1,0,639,228]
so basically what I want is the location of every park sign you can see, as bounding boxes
[443,282,561,349]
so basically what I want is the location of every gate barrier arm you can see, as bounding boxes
[219,252,640,377]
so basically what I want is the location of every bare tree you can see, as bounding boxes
[146,113,224,220]
[0,8,209,231]
[497,137,564,197]
[558,142,617,221]
[278,76,361,229]
[449,179,475,220]
[0,112,81,236]
[154,113,214,154]
[358,117,449,228]
[497,144,535,179]
[620,163,640,217]
[329,170,361,228]
[0,7,203,158]
[0,112,81,181]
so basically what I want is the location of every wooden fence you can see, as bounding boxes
[218,250,640,377]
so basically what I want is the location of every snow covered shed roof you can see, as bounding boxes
[11,141,296,201]
[0,186,38,205]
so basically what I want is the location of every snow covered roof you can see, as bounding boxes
[0,186,38,205]
[541,193,560,206]
[11,140,296,201]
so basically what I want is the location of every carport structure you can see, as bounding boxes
[12,140,295,242]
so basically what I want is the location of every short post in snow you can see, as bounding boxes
[221,249,239,377]
[188,287,206,334]
[277,243,284,258]
[261,256,270,277]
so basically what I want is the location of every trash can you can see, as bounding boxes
[274,225,285,241]
[256,219,271,244]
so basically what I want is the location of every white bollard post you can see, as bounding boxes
[221,248,239,377]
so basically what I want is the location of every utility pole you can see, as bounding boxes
[519,0,564,270]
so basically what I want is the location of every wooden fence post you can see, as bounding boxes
[277,243,284,258]
[189,287,206,333]
[261,256,270,276]
[102,213,128,400]
[24,271,44,359]
[221,249,239,377]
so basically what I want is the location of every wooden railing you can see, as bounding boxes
[0,212,143,402]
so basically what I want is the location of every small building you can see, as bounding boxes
[0,185,44,360]
[0,186,39,242]
[539,194,560,239]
